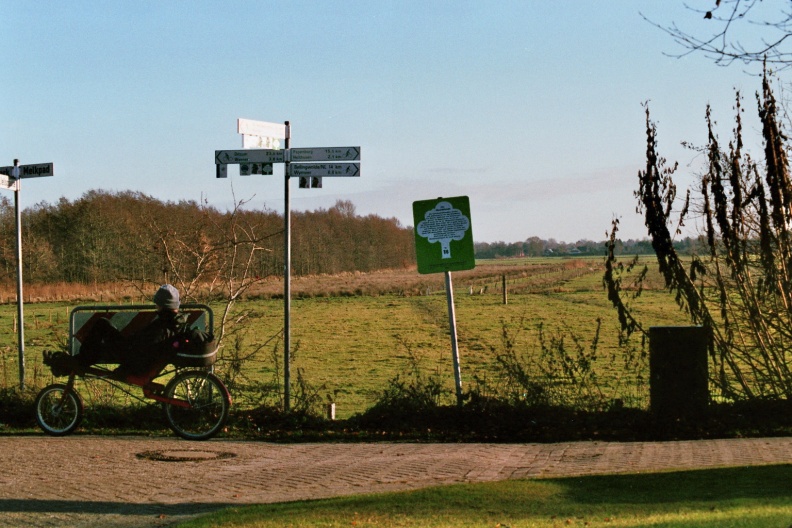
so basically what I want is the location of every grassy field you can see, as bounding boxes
[176,465,792,528]
[0,257,690,418]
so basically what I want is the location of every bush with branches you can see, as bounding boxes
[606,68,792,400]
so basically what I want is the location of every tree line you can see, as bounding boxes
[0,190,416,286]
[0,188,704,290]
[474,236,708,259]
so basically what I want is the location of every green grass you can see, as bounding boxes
[245,289,687,416]
[175,465,792,527]
[0,263,692,418]
[258,260,684,416]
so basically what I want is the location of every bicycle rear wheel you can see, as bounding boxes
[35,383,83,436]
[163,371,230,440]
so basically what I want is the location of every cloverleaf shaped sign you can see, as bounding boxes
[413,196,475,274]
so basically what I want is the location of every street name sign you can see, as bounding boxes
[290,146,360,162]
[413,196,475,274]
[215,149,285,165]
[288,163,360,178]
[0,163,54,178]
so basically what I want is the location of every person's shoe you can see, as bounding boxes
[43,350,78,377]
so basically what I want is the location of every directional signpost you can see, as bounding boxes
[290,148,360,188]
[413,196,475,405]
[290,146,360,162]
[0,159,55,389]
[214,121,361,411]
[288,163,360,178]
[216,149,285,177]
[215,149,285,165]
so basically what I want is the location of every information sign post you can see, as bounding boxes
[0,159,55,389]
[413,196,475,405]
[215,123,361,412]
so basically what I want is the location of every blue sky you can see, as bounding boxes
[0,1,775,243]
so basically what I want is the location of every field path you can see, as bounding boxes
[1,435,791,527]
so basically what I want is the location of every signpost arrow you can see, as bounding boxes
[215,149,285,165]
[0,163,54,178]
[290,146,360,162]
[288,163,360,178]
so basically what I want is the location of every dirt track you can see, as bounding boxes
[2,435,792,527]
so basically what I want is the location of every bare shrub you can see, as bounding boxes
[606,69,792,400]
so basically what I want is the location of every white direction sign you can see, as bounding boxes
[290,146,360,162]
[289,163,360,178]
[0,163,54,178]
[215,149,285,165]
[237,119,287,139]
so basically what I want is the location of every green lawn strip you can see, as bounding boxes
[175,465,792,528]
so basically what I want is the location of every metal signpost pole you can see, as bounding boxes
[12,161,25,389]
[283,121,291,412]
[444,271,463,404]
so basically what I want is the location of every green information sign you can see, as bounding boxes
[413,196,475,274]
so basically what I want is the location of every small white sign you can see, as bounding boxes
[237,119,287,139]
[0,174,18,190]
[242,134,282,150]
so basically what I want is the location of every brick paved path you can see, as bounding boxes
[1,436,791,527]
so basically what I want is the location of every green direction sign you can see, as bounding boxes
[413,196,475,274]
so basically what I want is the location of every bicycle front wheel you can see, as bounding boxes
[35,383,83,436]
[163,371,230,440]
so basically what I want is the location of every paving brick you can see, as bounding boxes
[1,436,791,527]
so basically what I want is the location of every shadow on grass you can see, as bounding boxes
[551,464,792,504]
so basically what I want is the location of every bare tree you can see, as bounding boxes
[647,0,792,68]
